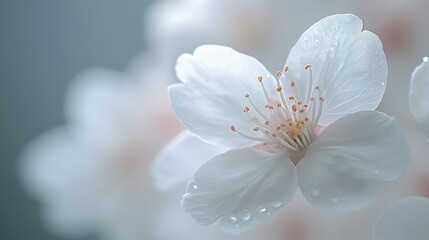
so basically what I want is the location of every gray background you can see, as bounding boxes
[0,1,152,239]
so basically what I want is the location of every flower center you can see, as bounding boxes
[231,64,325,157]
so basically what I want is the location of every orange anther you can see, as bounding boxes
[305,64,312,70]
[298,101,302,105]
[300,109,305,113]
[292,104,297,112]
[304,104,308,108]
[289,96,295,100]
[276,71,282,77]
[276,86,283,92]
[258,75,263,82]
[243,106,250,112]
[253,127,259,131]
[304,117,309,121]
[277,103,282,107]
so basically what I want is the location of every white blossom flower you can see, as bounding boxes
[374,196,429,240]
[155,14,409,234]
[409,57,429,141]
[19,63,184,239]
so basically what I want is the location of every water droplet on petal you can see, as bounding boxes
[238,210,251,221]
[229,213,237,222]
[188,181,198,191]
[423,56,429,62]
[381,82,385,86]
[332,198,339,203]
[271,201,282,208]
[258,206,267,213]
[266,74,271,78]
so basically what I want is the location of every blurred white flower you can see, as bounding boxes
[154,14,409,234]
[374,196,429,240]
[409,57,429,141]
[145,0,352,71]
[19,63,184,239]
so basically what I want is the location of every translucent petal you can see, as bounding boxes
[151,130,229,190]
[286,14,387,126]
[171,45,277,148]
[297,111,409,212]
[182,147,297,234]
[409,58,429,141]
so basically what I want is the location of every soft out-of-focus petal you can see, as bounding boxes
[152,130,229,190]
[374,196,429,240]
[297,111,409,212]
[410,58,429,141]
[182,147,297,234]
[65,68,134,149]
[171,45,276,148]
[19,127,99,236]
[286,14,387,126]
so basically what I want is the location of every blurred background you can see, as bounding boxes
[1,0,428,240]
[1,1,152,239]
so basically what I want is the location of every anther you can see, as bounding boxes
[276,71,282,77]
[289,96,295,101]
[299,109,305,113]
[284,66,289,72]
[244,93,250,98]
[265,120,270,125]
[319,96,325,102]
[292,104,297,112]
[276,86,283,92]
[305,64,312,70]
[315,86,320,90]
[258,75,263,82]
[230,125,236,132]
[253,127,259,131]
[243,106,250,112]
[291,80,296,87]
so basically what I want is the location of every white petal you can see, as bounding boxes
[374,196,429,240]
[171,45,277,148]
[64,68,136,151]
[286,14,387,126]
[410,58,429,141]
[151,130,229,190]
[297,111,409,212]
[182,147,297,234]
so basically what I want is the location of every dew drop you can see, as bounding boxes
[258,206,267,213]
[266,74,271,78]
[423,56,429,62]
[238,210,252,221]
[329,47,334,51]
[271,201,282,208]
[188,181,198,191]
[229,213,238,222]
[381,82,385,86]
[332,198,339,203]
